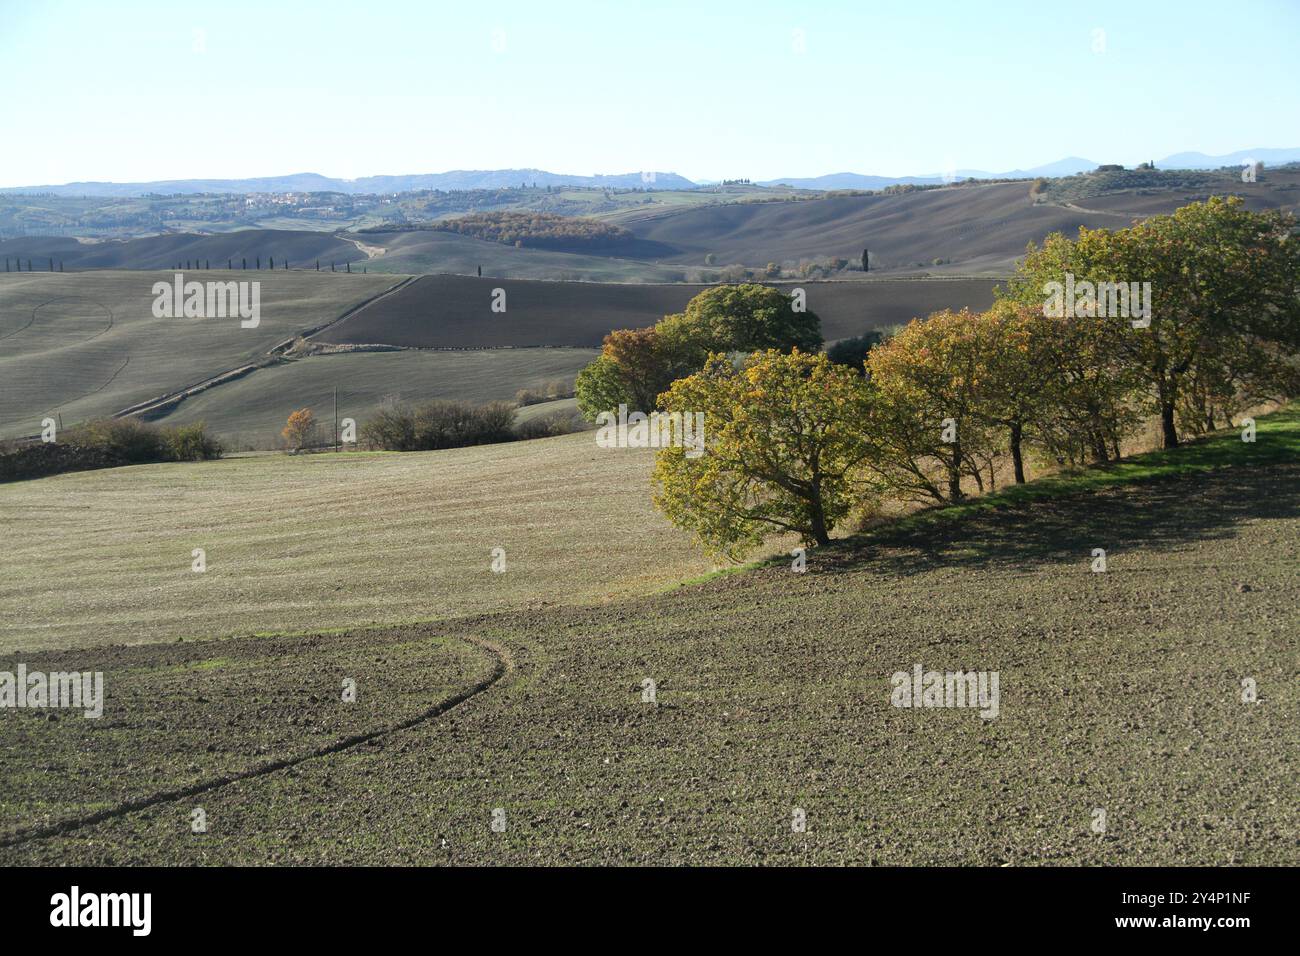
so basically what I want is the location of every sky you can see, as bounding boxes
[1,0,1298,187]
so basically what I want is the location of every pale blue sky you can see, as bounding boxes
[1,0,1297,187]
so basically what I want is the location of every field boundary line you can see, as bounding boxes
[105,275,416,422]
[0,632,511,850]
[294,274,416,349]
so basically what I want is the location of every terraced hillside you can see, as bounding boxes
[1,409,1295,864]
[0,271,400,439]
[314,274,1000,349]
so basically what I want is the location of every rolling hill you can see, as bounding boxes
[353,229,694,281]
[147,348,596,448]
[312,274,1001,349]
[0,271,399,439]
[0,270,996,442]
[8,167,1294,281]
[2,408,1295,864]
[0,229,366,271]
[619,176,1300,274]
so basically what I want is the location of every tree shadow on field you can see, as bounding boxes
[819,462,1300,578]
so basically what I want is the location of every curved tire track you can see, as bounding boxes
[0,295,113,344]
[0,633,511,850]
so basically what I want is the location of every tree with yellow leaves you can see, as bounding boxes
[282,407,316,451]
[865,309,996,503]
[652,349,877,558]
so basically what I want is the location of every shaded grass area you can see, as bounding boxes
[903,405,1299,524]
[826,404,1300,577]
[673,404,1300,589]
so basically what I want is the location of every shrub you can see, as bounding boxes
[66,418,166,462]
[361,405,418,450]
[414,400,514,449]
[361,400,515,451]
[1,418,222,483]
[162,422,223,461]
[512,408,586,440]
[515,380,575,407]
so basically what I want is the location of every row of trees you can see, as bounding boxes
[633,198,1300,558]
[4,258,63,271]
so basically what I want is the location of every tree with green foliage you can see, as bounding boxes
[575,354,632,422]
[826,330,884,373]
[658,283,823,364]
[576,285,824,421]
[966,305,1068,483]
[1001,197,1300,448]
[574,327,690,420]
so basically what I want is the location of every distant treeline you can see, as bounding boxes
[415,212,638,251]
[1040,164,1300,202]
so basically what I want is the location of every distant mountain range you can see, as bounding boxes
[0,169,698,198]
[4,149,1298,197]
[760,148,1300,190]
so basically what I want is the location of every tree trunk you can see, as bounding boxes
[809,486,831,546]
[1161,401,1179,449]
[1009,421,1026,484]
[1090,430,1109,464]
[948,439,964,502]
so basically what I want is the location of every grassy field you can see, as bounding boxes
[358,230,697,281]
[0,230,366,270]
[0,270,998,443]
[0,407,1295,864]
[316,274,1000,349]
[149,348,596,448]
[0,270,400,439]
[0,431,715,652]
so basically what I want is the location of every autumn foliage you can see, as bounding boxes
[650,198,1300,557]
[282,408,316,450]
